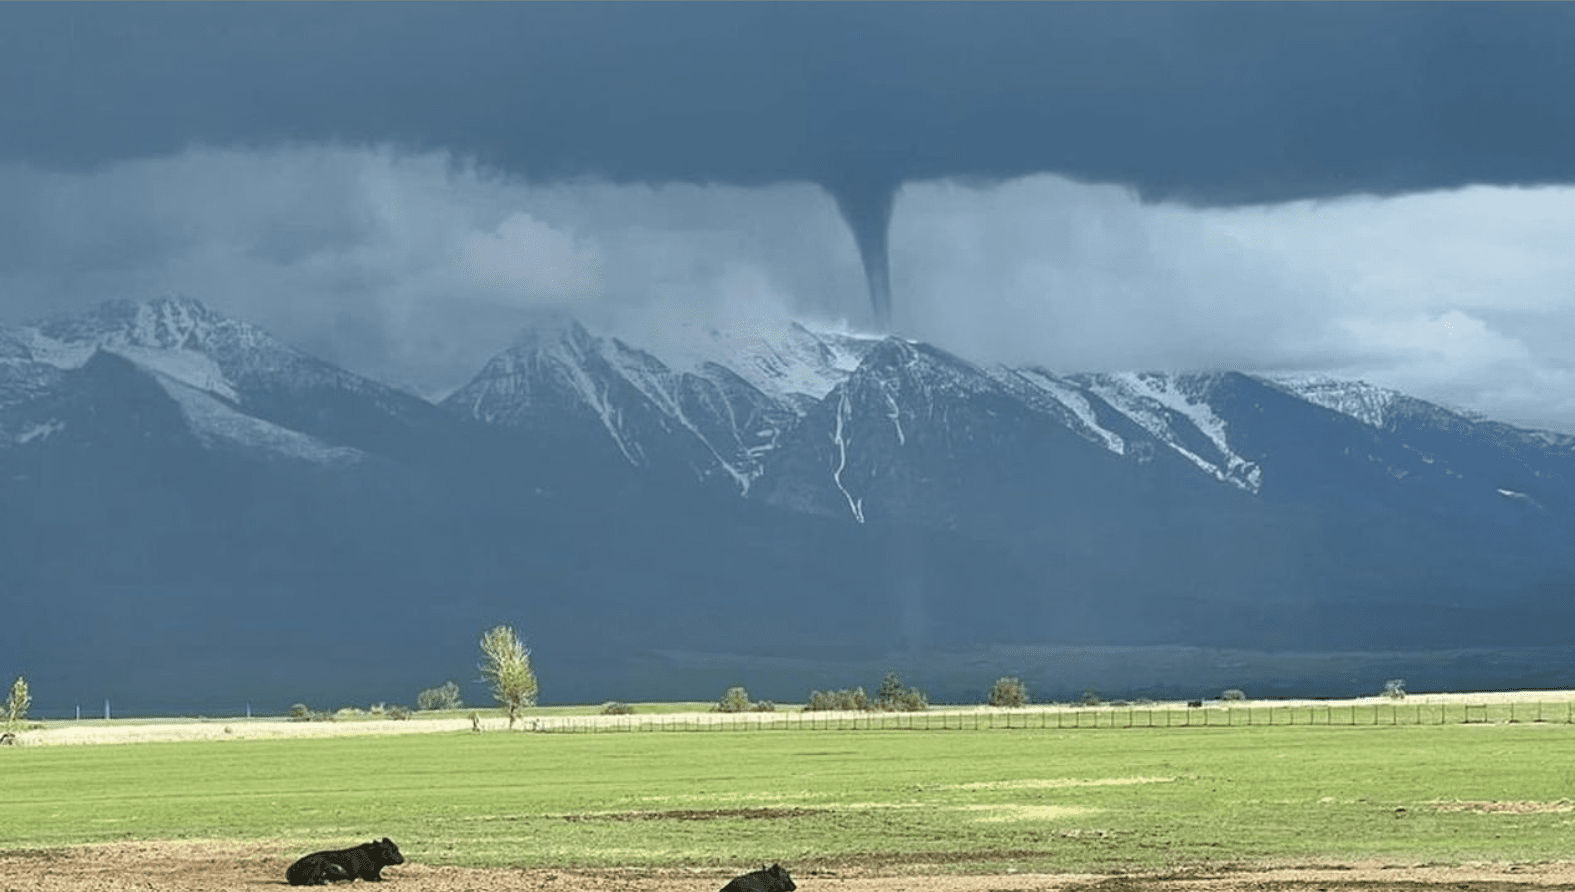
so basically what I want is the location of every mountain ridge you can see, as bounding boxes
[4,296,1574,714]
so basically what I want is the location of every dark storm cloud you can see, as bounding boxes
[6,3,1575,195]
[7,3,1575,326]
[5,4,1575,428]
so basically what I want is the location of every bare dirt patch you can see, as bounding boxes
[561,807,825,822]
[1432,801,1575,815]
[944,779,1177,791]
[5,842,1575,892]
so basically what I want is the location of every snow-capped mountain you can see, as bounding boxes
[7,295,1575,716]
[441,313,859,493]
[1,296,456,465]
[448,312,1575,538]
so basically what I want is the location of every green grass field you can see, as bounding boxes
[4,720,1574,873]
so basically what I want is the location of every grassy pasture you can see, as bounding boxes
[3,721,1574,873]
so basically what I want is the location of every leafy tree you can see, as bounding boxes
[987,676,1030,707]
[875,671,929,712]
[417,681,464,711]
[1383,679,1407,700]
[4,676,30,730]
[715,685,752,713]
[479,624,538,728]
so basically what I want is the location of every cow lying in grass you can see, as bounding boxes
[720,864,796,892]
[286,837,405,885]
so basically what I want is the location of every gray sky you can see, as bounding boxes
[3,4,1575,427]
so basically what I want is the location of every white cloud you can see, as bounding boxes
[457,212,603,298]
[890,174,1342,372]
[1212,187,1575,314]
[1338,310,1530,371]
[2,148,1574,428]
[888,174,1575,429]
[0,146,865,397]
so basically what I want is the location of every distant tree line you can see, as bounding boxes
[806,672,929,712]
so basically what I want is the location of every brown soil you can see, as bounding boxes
[5,842,1575,892]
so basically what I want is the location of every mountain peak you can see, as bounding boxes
[860,336,922,368]
[35,294,252,352]
[506,309,595,353]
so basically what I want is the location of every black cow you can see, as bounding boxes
[285,837,405,885]
[720,864,796,892]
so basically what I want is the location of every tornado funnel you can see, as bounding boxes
[829,178,899,331]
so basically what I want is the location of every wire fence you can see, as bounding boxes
[523,699,1575,734]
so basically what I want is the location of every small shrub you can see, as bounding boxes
[987,677,1030,707]
[1221,688,1247,702]
[288,703,334,722]
[387,706,411,720]
[752,699,776,712]
[715,685,753,713]
[601,701,635,715]
[1383,679,1407,700]
[417,681,464,711]
[1081,689,1101,707]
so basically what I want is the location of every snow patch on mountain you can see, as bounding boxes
[16,331,97,371]
[629,317,877,405]
[1075,372,1261,492]
[105,345,238,401]
[1006,367,1126,455]
[16,419,65,444]
[1266,375,1400,428]
[831,389,865,523]
[155,375,363,466]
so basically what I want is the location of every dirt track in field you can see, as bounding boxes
[5,842,1575,892]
